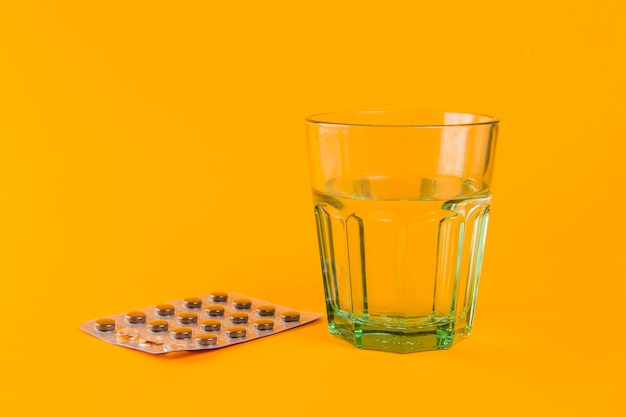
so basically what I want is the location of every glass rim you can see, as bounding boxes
[305,110,499,128]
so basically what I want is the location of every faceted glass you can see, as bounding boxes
[306,111,499,353]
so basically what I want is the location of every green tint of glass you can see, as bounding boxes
[306,111,499,353]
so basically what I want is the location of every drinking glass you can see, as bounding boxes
[306,111,499,353]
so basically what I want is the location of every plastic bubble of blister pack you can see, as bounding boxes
[80,292,322,354]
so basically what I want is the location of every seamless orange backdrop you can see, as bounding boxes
[1,1,625,416]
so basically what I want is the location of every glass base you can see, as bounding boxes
[327,313,471,353]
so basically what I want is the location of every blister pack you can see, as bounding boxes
[80,291,322,354]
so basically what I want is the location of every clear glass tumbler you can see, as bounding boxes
[306,111,499,353]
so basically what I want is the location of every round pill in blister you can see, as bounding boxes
[232,298,252,310]
[155,303,175,317]
[183,297,202,309]
[94,318,116,332]
[253,318,274,331]
[255,304,275,316]
[148,319,169,333]
[126,310,147,324]
[209,291,228,303]
[177,312,198,325]
[280,311,301,322]
[228,312,249,324]
[205,304,225,317]
[200,319,221,332]
[171,326,193,340]
[195,334,218,346]
[225,326,247,338]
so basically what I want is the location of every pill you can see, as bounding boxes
[126,311,147,324]
[205,305,225,317]
[280,311,300,322]
[138,335,164,348]
[94,318,116,332]
[195,334,218,346]
[225,326,247,338]
[209,292,228,302]
[171,326,193,340]
[116,327,140,343]
[253,319,274,331]
[183,297,203,309]
[255,304,275,316]
[147,319,169,333]
[200,319,221,332]
[177,312,198,325]
[228,312,249,324]
[155,303,175,317]
[232,298,252,310]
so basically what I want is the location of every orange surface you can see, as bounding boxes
[1,1,625,416]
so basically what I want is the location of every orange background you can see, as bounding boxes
[1,1,625,416]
